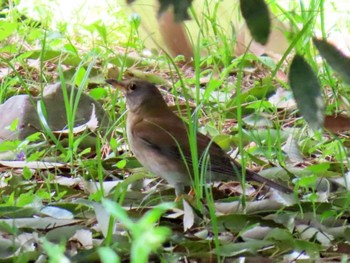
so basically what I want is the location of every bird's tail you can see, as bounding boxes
[247,170,293,194]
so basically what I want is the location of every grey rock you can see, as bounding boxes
[0,83,111,146]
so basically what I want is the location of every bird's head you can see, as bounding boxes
[106,78,167,113]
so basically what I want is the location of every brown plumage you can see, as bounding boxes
[106,78,292,195]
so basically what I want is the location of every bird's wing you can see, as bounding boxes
[132,116,192,159]
[131,116,237,177]
[132,116,293,193]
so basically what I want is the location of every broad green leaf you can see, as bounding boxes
[132,226,171,263]
[98,247,120,263]
[22,166,33,180]
[239,0,270,45]
[216,214,279,232]
[0,22,17,41]
[313,38,350,85]
[288,55,324,130]
[240,83,276,102]
[115,159,127,169]
[7,118,19,131]
[293,174,317,188]
[28,50,81,66]
[0,207,37,218]
[265,228,294,242]
[89,88,108,100]
[102,199,134,228]
[137,202,174,227]
[217,240,273,257]
[306,163,330,173]
[74,67,87,87]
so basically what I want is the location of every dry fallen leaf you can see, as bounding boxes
[324,114,350,133]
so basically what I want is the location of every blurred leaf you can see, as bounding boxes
[46,225,83,243]
[125,69,169,85]
[98,247,120,263]
[265,228,294,242]
[324,114,350,133]
[115,159,127,169]
[294,174,317,188]
[0,22,16,41]
[306,163,330,174]
[282,135,303,163]
[28,50,81,66]
[296,224,333,246]
[22,166,33,180]
[75,67,87,86]
[183,199,194,231]
[0,140,20,152]
[313,38,350,85]
[93,22,108,44]
[240,83,276,102]
[7,118,18,131]
[63,43,79,56]
[0,207,37,218]
[41,206,74,219]
[243,113,273,128]
[0,218,81,229]
[258,56,277,70]
[217,240,273,257]
[288,55,324,130]
[89,88,108,100]
[216,214,279,232]
[132,226,171,262]
[137,202,174,227]
[0,161,65,169]
[102,199,134,228]
[239,0,270,45]
[213,134,232,151]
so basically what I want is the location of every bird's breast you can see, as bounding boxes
[126,115,191,186]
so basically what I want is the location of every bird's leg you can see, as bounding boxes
[174,183,185,202]
[174,183,196,203]
[187,187,195,197]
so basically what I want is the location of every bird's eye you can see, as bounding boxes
[128,83,137,91]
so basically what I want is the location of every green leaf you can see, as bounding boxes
[294,174,317,188]
[306,163,330,174]
[0,140,20,152]
[102,199,134,228]
[213,134,232,151]
[116,159,127,169]
[28,49,81,66]
[98,247,120,263]
[0,22,17,41]
[89,88,108,100]
[22,166,33,180]
[132,226,171,263]
[313,38,350,85]
[94,22,108,44]
[137,202,174,228]
[74,67,87,86]
[239,0,270,45]
[217,240,273,257]
[7,118,19,131]
[288,55,324,130]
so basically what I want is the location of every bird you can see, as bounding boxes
[106,78,293,196]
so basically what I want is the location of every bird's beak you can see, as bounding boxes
[106,79,127,93]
